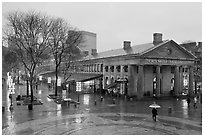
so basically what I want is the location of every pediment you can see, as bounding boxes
[141,40,195,59]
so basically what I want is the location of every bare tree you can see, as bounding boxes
[3,49,19,72]
[48,18,82,97]
[4,11,52,110]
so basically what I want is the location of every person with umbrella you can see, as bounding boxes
[152,108,158,122]
[149,102,160,122]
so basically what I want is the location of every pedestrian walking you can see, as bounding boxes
[194,97,197,109]
[152,108,158,122]
[187,97,191,107]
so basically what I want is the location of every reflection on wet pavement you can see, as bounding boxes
[3,112,201,135]
[83,94,90,105]
[2,83,202,135]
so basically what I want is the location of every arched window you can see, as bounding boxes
[105,77,108,85]
[105,66,108,72]
[111,77,114,83]
[116,65,121,72]
[110,66,114,72]
[124,65,128,72]
[171,78,174,91]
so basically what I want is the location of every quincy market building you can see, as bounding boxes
[70,33,195,99]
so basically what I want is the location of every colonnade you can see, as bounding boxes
[127,64,194,99]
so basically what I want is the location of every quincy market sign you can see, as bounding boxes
[142,59,194,65]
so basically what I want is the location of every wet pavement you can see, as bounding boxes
[2,82,202,135]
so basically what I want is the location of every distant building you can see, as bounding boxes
[180,42,202,94]
[79,31,97,57]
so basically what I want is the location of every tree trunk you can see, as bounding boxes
[30,80,34,103]
[55,66,58,97]
[28,79,34,110]
[26,79,29,97]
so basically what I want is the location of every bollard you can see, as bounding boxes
[94,100,97,105]
[2,106,5,112]
[168,107,172,113]
[67,102,70,107]
[28,104,33,110]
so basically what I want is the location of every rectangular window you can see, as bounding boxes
[171,67,174,73]
[153,66,156,73]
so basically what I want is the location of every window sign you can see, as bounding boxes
[76,82,82,91]
[57,78,61,86]
[62,90,66,99]
[39,76,42,81]
[48,77,51,83]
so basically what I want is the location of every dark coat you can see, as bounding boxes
[152,108,158,116]
[187,98,191,103]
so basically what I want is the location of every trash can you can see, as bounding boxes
[28,104,33,110]
[168,107,172,113]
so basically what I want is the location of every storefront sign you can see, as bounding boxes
[145,59,192,65]
[76,82,82,91]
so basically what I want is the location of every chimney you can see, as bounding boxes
[123,41,131,49]
[153,33,163,45]
[91,49,97,55]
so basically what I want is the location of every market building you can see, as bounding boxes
[70,33,196,99]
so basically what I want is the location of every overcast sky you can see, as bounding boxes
[2,2,202,52]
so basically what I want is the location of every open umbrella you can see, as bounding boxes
[149,102,161,108]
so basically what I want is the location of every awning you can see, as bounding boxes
[67,73,102,82]
[38,71,60,77]
[104,82,118,89]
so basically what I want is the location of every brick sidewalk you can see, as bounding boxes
[2,113,202,135]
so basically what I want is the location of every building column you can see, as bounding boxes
[85,65,87,72]
[179,66,183,95]
[114,65,117,82]
[137,65,144,99]
[128,65,134,96]
[156,65,161,97]
[174,66,180,97]
[120,65,124,94]
[102,65,106,89]
[189,66,194,97]
[108,66,111,84]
